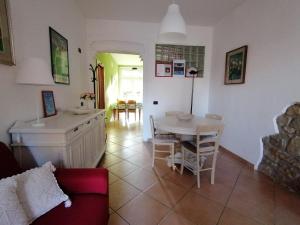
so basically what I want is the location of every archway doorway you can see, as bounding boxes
[96,52,143,127]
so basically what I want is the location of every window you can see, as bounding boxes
[118,66,143,103]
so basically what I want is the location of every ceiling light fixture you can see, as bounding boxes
[159,2,187,41]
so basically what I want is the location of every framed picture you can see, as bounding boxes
[173,59,185,76]
[42,91,57,117]
[224,45,248,85]
[49,27,70,84]
[0,0,15,65]
[155,61,172,77]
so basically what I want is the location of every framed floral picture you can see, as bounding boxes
[224,45,248,85]
[42,91,57,117]
[0,0,15,65]
[49,27,70,84]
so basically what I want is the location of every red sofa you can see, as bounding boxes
[0,142,109,225]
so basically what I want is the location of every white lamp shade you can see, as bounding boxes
[16,57,54,86]
[159,3,187,39]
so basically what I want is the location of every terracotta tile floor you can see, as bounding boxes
[101,119,300,225]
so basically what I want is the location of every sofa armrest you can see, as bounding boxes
[55,168,108,195]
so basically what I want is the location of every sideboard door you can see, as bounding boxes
[83,127,96,167]
[69,136,84,168]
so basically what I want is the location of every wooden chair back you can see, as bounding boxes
[127,100,137,110]
[165,111,184,116]
[205,113,223,121]
[117,100,126,110]
[196,125,224,154]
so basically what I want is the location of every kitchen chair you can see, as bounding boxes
[117,100,126,120]
[127,100,137,120]
[149,115,178,170]
[180,125,223,188]
[205,113,223,121]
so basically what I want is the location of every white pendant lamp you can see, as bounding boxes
[159,2,187,40]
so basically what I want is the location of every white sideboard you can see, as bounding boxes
[9,110,106,169]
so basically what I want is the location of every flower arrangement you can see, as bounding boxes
[80,92,96,100]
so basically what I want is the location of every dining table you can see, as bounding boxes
[155,115,224,135]
[155,114,224,169]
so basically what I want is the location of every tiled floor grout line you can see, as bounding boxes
[215,165,244,225]
[114,210,131,225]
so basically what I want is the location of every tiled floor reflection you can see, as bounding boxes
[101,118,300,225]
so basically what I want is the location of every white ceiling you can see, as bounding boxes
[110,53,143,66]
[76,0,246,26]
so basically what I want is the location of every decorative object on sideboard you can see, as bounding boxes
[42,90,57,117]
[188,67,198,114]
[159,2,186,41]
[258,103,300,193]
[49,27,70,85]
[16,57,54,127]
[80,92,95,109]
[0,0,15,65]
[224,45,248,85]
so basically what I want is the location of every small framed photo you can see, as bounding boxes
[173,59,185,76]
[49,27,70,85]
[225,45,248,85]
[155,61,172,77]
[42,91,57,117]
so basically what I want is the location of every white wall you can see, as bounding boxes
[209,0,300,166]
[0,0,87,143]
[86,19,213,140]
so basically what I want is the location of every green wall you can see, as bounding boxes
[96,53,119,121]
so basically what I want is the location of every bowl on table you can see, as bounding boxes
[176,113,194,121]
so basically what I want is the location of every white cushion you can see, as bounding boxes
[0,178,28,225]
[15,162,70,223]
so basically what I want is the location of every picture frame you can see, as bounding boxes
[173,59,185,76]
[42,91,57,117]
[155,61,172,77]
[0,0,15,65]
[224,45,248,85]
[49,27,70,84]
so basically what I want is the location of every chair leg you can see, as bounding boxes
[152,143,156,168]
[171,144,175,171]
[180,148,184,175]
[197,152,200,188]
[211,153,218,184]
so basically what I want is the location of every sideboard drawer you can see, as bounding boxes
[66,124,84,141]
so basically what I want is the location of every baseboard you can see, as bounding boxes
[219,145,255,170]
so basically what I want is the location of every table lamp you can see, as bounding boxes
[16,57,54,127]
